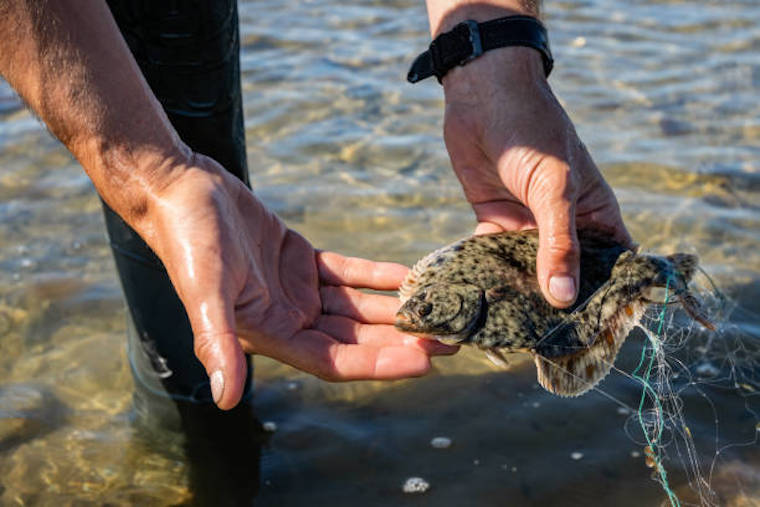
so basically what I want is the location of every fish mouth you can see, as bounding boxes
[394,311,466,345]
[394,310,419,333]
[394,307,436,334]
[394,311,434,339]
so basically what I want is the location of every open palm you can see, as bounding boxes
[142,153,456,409]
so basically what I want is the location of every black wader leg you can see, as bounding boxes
[104,0,253,427]
[103,4,263,502]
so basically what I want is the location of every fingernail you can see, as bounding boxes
[549,275,576,303]
[210,370,224,404]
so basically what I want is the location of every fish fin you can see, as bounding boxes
[537,318,595,349]
[535,286,650,397]
[398,241,464,303]
[533,323,630,397]
[485,348,510,369]
[568,277,616,316]
[540,276,617,347]
[534,346,614,397]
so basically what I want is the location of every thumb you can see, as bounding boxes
[531,189,580,308]
[189,296,248,410]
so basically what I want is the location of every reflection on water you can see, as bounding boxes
[1,0,760,504]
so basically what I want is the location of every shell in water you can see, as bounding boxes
[395,230,714,397]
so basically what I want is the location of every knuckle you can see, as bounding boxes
[531,159,578,198]
[303,345,341,382]
[546,236,580,264]
[192,330,235,363]
[193,333,216,364]
[314,361,340,382]
[339,258,356,283]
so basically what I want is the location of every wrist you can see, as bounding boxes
[410,11,551,87]
[123,151,240,260]
[426,2,539,37]
[441,45,546,94]
[81,132,195,232]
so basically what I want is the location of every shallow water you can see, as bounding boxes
[1,0,760,505]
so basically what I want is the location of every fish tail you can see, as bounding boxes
[666,253,716,330]
[680,292,716,331]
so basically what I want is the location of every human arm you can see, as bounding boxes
[0,0,457,410]
[424,0,633,307]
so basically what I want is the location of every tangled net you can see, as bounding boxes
[614,272,759,506]
[542,268,760,506]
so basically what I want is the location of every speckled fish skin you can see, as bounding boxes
[396,230,713,397]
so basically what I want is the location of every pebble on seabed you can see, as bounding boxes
[570,452,584,461]
[430,436,452,449]
[262,421,278,432]
[402,477,430,494]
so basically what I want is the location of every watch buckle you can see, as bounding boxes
[461,20,483,65]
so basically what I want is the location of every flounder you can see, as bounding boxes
[395,230,714,397]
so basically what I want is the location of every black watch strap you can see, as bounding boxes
[407,16,553,84]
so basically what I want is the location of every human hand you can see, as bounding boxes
[440,47,633,308]
[138,153,458,409]
[0,0,458,411]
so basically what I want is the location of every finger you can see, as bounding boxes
[320,285,401,324]
[529,173,580,308]
[251,328,433,381]
[313,314,460,356]
[474,221,504,235]
[471,200,536,233]
[187,295,248,410]
[293,329,433,381]
[317,251,409,290]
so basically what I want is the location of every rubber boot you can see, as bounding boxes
[104,0,253,427]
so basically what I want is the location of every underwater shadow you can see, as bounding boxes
[132,385,267,506]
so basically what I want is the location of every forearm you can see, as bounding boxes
[425,0,540,35]
[0,0,189,232]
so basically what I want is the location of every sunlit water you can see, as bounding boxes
[1,0,760,505]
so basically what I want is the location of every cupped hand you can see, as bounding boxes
[440,47,633,308]
[139,153,457,409]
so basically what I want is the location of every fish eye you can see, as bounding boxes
[417,302,433,317]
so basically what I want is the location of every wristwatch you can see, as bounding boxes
[407,15,553,84]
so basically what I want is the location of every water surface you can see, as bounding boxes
[1,0,759,505]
